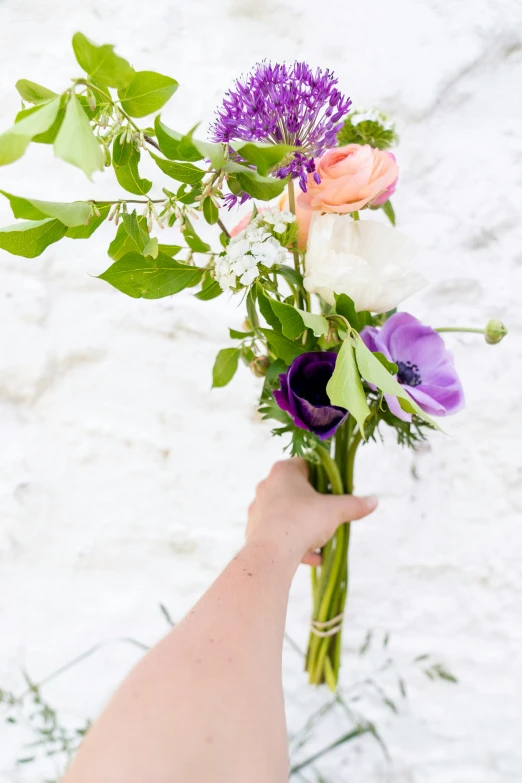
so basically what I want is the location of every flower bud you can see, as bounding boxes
[250,356,271,377]
[485,319,508,345]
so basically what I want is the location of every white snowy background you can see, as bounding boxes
[0,0,521,780]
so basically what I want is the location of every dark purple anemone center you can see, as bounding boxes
[396,360,422,387]
[292,361,333,406]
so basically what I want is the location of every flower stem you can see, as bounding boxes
[286,179,305,310]
[435,327,484,334]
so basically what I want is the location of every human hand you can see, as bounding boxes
[246,459,378,567]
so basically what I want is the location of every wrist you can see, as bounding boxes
[243,531,302,575]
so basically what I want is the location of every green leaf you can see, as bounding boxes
[230,141,296,176]
[229,327,253,339]
[149,152,205,185]
[269,298,305,339]
[143,237,159,258]
[353,335,441,430]
[154,117,201,161]
[122,210,149,252]
[212,348,241,388]
[54,94,104,179]
[202,197,219,225]
[195,275,222,300]
[118,71,178,118]
[334,293,361,329]
[112,137,133,168]
[297,309,329,337]
[0,218,67,258]
[113,147,152,195]
[154,117,226,167]
[157,244,181,256]
[183,219,210,253]
[0,191,92,227]
[66,203,111,238]
[256,286,282,331]
[72,32,135,89]
[0,97,61,166]
[235,169,288,201]
[326,339,371,437]
[98,251,204,298]
[261,328,306,365]
[381,199,396,226]
[373,352,398,375]
[108,216,149,260]
[15,79,57,104]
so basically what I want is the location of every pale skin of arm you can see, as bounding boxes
[62,459,377,783]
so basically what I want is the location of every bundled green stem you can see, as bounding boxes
[305,419,362,690]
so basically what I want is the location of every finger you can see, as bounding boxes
[326,494,378,524]
[302,550,322,567]
[270,458,309,481]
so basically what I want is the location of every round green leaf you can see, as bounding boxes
[118,71,179,118]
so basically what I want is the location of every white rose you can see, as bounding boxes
[304,213,425,313]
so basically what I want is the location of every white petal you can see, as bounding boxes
[304,213,425,313]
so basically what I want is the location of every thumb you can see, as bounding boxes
[324,494,378,526]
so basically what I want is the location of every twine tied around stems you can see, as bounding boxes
[310,612,344,638]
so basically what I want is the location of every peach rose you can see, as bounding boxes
[298,144,399,214]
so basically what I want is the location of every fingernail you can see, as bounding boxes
[365,496,378,511]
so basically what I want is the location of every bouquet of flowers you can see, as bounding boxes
[0,34,507,689]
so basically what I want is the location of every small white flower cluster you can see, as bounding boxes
[215,209,295,291]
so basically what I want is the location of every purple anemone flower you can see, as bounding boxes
[273,352,348,440]
[212,62,351,194]
[361,312,465,421]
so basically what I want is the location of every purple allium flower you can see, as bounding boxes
[361,313,465,421]
[212,62,351,193]
[273,352,348,439]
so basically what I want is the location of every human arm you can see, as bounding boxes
[62,459,377,783]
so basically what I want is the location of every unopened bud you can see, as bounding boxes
[250,356,271,378]
[485,319,508,345]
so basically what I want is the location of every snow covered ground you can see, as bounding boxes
[0,0,521,780]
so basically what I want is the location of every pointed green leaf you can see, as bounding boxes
[0,97,61,166]
[230,141,296,176]
[373,352,398,375]
[98,251,204,298]
[118,71,178,118]
[54,94,104,179]
[261,328,306,365]
[107,215,149,260]
[195,275,222,301]
[72,32,135,89]
[269,298,305,339]
[0,191,91,227]
[112,137,133,168]
[122,210,149,251]
[157,244,181,257]
[256,286,282,331]
[326,338,371,436]
[229,327,254,339]
[381,199,396,226]
[235,169,288,201]
[113,146,152,195]
[15,80,57,104]
[154,117,226,167]
[183,218,210,253]
[202,197,219,225]
[212,348,241,388]
[0,218,67,258]
[297,309,329,337]
[353,335,441,430]
[149,152,205,185]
